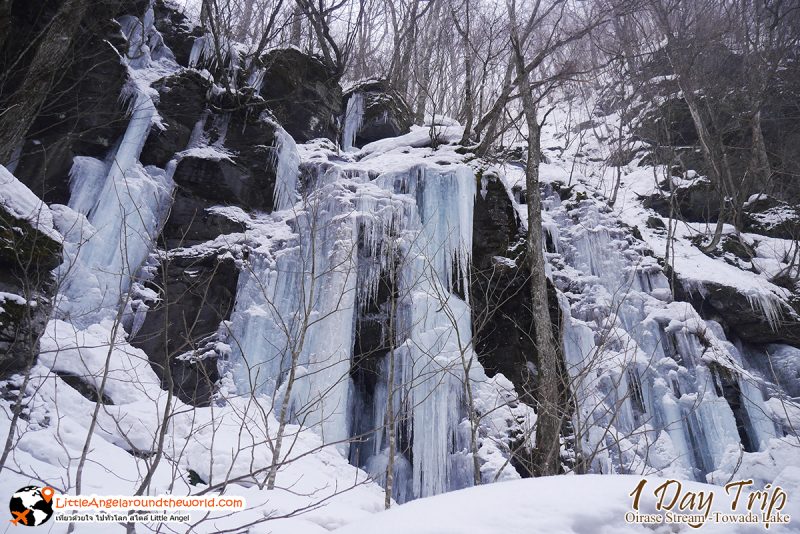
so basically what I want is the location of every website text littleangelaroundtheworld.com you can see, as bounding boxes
[53,495,246,511]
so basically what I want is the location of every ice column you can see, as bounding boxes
[342,92,364,152]
[60,10,173,323]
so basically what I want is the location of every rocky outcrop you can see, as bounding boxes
[4,12,131,204]
[742,196,800,240]
[162,96,283,248]
[258,48,342,142]
[132,250,239,405]
[152,0,203,68]
[0,177,61,377]
[642,177,721,223]
[672,278,800,346]
[601,50,800,242]
[342,80,413,148]
[140,70,211,168]
[470,171,563,407]
[135,54,302,402]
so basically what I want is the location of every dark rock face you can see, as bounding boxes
[163,192,247,249]
[741,196,800,240]
[140,70,284,249]
[635,94,698,147]
[5,15,130,204]
[152,0,203,68]
[471,173,539,406]
[173,154,275,209]
[0,203,61,378]
[163,98,281,248]
[140,70,211,168]
[600,51,800,242]
[672,278,800,346]
[642,178,721,223]
[343,80,413,148]
[470,177,567,477]
[348,268,393,469]
[131,251,239,405]
[137,46,305,404]
[259,48,342,142]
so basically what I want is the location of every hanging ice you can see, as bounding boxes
[342,92,364,152]
[58,12,174,323]
[537,188,782,481]
[228,159,482,496]
[272,128,300,211]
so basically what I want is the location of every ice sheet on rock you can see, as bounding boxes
[226,150,525,501]
[61,132,173,322]
[58,11,179,324]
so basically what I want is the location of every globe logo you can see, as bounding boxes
[9,486,54,527]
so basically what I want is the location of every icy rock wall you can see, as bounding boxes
[228,159,489,500]
[539,187,785,481]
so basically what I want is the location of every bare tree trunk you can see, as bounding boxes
[455,0,474,145]
[412,0,442,124]
[235,0,256,42]
[748,109,771,192]
[474,60,514,154]
[464,360,481,486]
[200,0,211,27]
[680,91,731,250]
[0,0,89,164]
[290,3,302,47]
[510,11,562,477]
[384,264,397,509]
[609,85,626,206]
[266,348,299,490]
[383,239,397,510]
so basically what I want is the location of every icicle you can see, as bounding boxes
[745,291,783,332]
[228,159,480,495]
[272,128,300,211]
[189,35,216,68]
[342,92,364,152]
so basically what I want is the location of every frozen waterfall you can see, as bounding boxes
[535,181,784,481]
[227,157,502,500]
[57,9,174,324]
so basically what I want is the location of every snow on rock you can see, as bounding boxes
[38,319,161,405]
[358,124,464,159]
[0,353,386,533]
[499,98,800,488]
[0,164,59,241]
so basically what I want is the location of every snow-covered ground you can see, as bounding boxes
[334,474,800,534]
